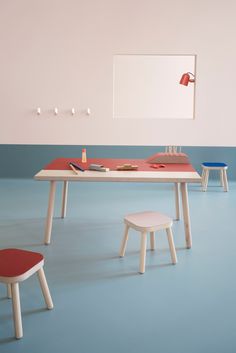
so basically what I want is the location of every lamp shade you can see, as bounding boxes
[179,72,195,86]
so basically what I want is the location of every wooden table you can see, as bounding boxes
[34,158,201,247]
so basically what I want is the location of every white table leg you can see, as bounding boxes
[201,168,206,187]
[174,183,180,221]
[180,183,192,249]
[44,181,56,245]
[202,169,209,191]
[11,283,23,339]
[61,181,68,218]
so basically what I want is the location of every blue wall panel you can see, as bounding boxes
[0,145,235,179]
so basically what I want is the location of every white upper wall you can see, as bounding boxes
[0,0,236,146]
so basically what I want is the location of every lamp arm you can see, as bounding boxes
[187,72,194,76]
[187,72,195,83]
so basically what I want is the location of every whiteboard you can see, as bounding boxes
[113,55,196,120]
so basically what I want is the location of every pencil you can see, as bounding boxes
[69,163,79,175]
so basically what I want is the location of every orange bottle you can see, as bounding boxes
[82,148,87,163]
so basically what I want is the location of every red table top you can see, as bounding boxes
[44,158,196,172]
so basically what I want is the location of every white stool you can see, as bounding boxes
[119,211,177,274]
[201,162,228,192]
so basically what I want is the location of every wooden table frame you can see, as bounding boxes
[34,169,201,247]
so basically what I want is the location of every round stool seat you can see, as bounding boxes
[202,162,227,168]
[0,249,44,282]
[124,211,173,232]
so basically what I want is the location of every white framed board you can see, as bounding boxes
[113,54,196,120]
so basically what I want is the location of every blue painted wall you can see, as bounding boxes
[0,145,235,179]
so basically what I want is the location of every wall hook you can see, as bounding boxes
[86,108,91,115]
[37,107,41,115]
[54,107,58,115]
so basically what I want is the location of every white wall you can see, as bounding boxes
[0,0,236,146]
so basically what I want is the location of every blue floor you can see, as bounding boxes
[0,179,235,353]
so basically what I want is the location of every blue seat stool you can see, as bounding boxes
[201,162,228,192]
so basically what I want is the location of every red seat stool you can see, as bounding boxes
[0,248,53,339]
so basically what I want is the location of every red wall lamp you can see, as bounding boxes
[179,72,195,86]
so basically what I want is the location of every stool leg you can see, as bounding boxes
[220,170,224,187]
[7,284,12,298]
[166,228,177,264]
[174,183,180,221]
[203,169,209,191]
[37,268,54,309]
[139,232,147,274]
[223,169,229,192]
[150,231,155,250]
[119,225,129,257]
[11,283,23,339]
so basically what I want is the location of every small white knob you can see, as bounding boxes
[86,108,91,115]
[71,108,75,115]
[54,107,58,115]
[37,107,41,115]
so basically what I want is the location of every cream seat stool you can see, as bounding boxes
[119,211,177,274]
[201,162,228,192]
[0,248,53,339]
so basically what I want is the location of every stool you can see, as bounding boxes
[119,211,177,274]
[0,248,53,339]
[201,162,228,192]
